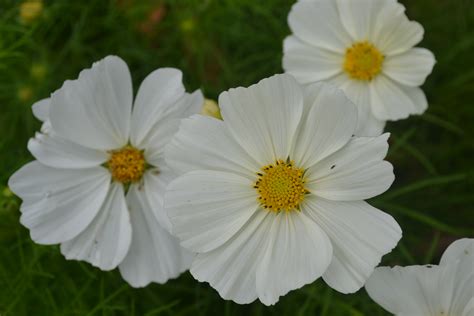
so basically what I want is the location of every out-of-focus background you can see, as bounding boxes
[0,0,473,315]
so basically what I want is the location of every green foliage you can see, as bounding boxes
[0,0,473,315]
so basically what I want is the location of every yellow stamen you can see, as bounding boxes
[107,146,146,184]
[254,159,309,212]
[344,41,384,81]
[201,99,222,120]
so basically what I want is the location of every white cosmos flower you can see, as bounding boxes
[164,74,402,305]
[8,56,202,287]
[366,238,474,316]
[283,0,436,136]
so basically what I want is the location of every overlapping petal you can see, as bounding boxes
[165,115,259,179]
[366,238,474,315]
[142,166,176,232]
[292,82,357,169]
[142,90,203,166]
[336,0,388,41]
[366,265,444,314]
[283,36,343,84]
[384,48,436,87]
[60,183,131,270]
[256,211,332,305]
[219,74,303,166]
[440,238,474,266]
[28,132,108,169]
[166,170,258,253]
[130,68,186,148]
[288,0,351,53]
[190,211,272,304]
[8,162,110,244]
[303,197,401,293]
[31,98,50,122]
[327,74,385,136]
[306,134,394,201]
[49,56,133,150]
[119,184,192,287]
[375,15,424,55]
[370,75,428,120]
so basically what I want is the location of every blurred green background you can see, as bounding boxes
[0,0,473,315]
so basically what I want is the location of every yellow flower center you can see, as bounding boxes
[254,159,309,212]
[107,146,146,183]
[344,41,384,81]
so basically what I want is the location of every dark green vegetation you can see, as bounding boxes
[0,0,473,315]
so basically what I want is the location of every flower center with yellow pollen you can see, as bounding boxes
[107,146,146,183]
[344,41,384,81]
[254,159,309,212]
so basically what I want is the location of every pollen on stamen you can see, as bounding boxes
[344,41,384,81]
[254,159,309,212]
[107,146,146,184]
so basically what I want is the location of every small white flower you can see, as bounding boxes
[283,0,436,136]
[366,238,474,316]
[164,74,402,305]
[8,56,202,287]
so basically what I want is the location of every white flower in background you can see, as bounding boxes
[8,56,202,287]
[283,0,436,136]
[366,238,474,316]
[164,74,402,305]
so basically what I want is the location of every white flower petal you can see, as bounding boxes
[440,238,474,266]
[119,184,191,287]
[32,98,50,122]
[365,265,443,315]
[165,115,260,179]
[49,56,133,150]
[166,170,258,253]
[256,211,332,306]
[142,167,176,232]
[375,12,424,55]
[303,197,401,293]
[306,134,394,201]
[130,68,186,148]
[370,75,428,121]
[366,239,474,315]
[367,259,473,316]
[462,298,474,316]
[288,0,352,53]
[283,36,344,84]
[370,0,405,44]
[8,162,110,244]
[384,48,436,87]
[357,112,386,137]
[336,0,388,41]
[326,74,387,136]
[190,210,272,305]
[439,239,474,315]
[451,256,474,316]
[292,82,357,169]
[28,132,108,169]
[142,90,203,165]
[219,74,303,166]
[60,183,131,270]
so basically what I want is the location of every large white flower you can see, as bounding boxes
[283,0,436,136]
[164,74,402,305]
[8,56,201,287]
[366,238,474,316]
